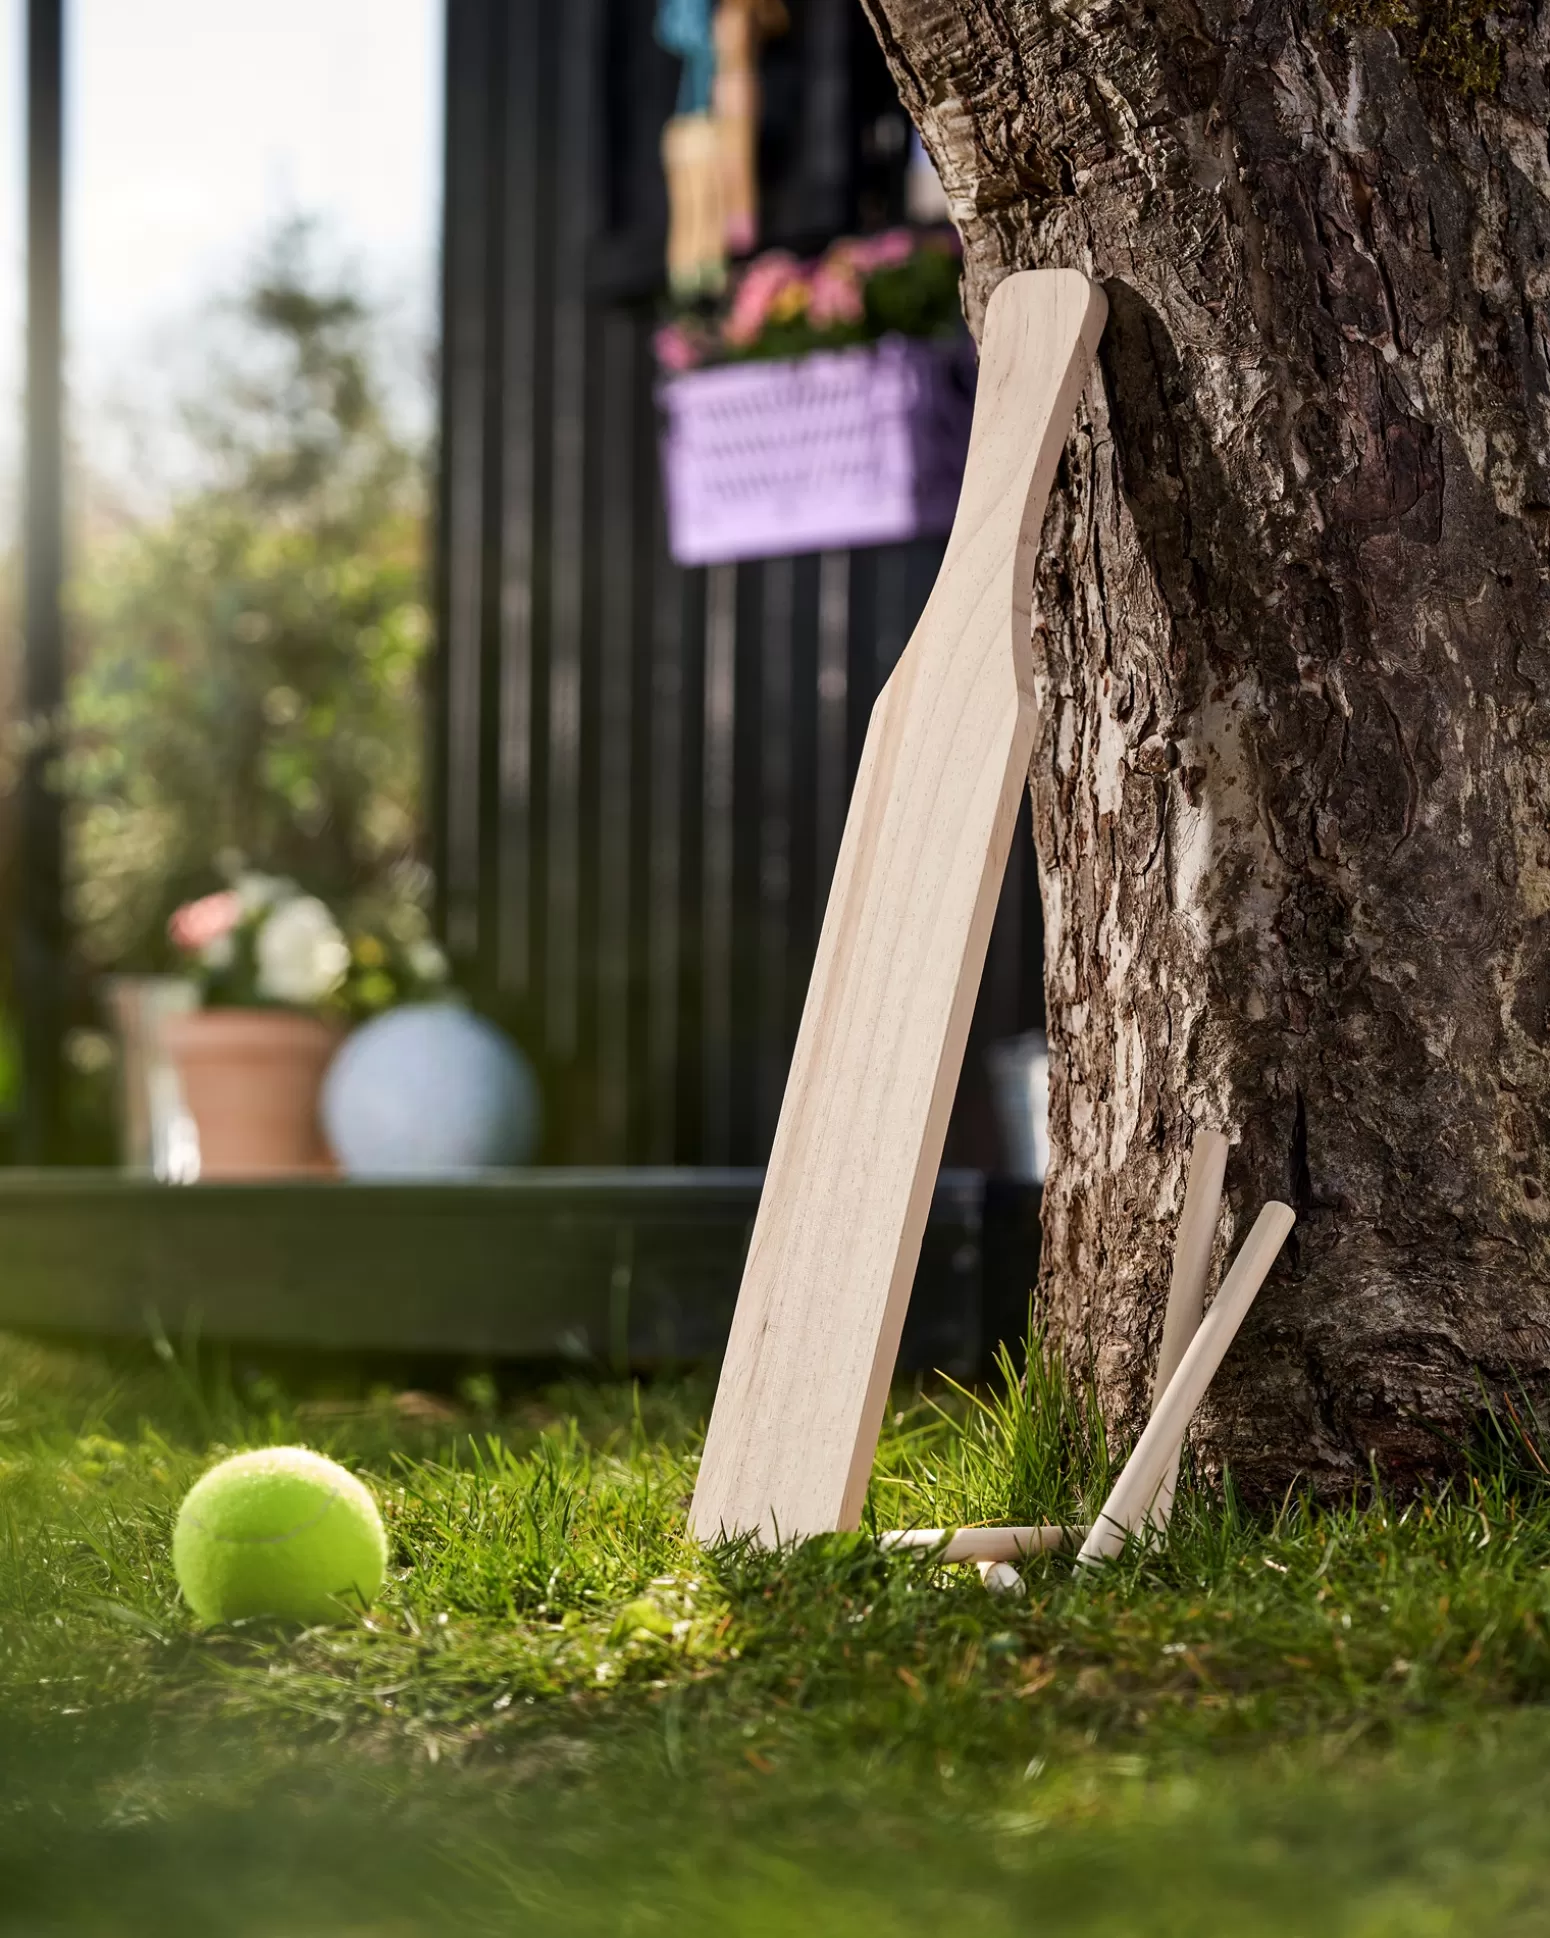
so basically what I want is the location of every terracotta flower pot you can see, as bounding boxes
[162,1009,343,1180]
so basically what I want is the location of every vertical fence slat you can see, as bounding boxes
[729,562,766,1163]
[573,304,608,1158]
[756,557,795,1150]
[20,0,66,1161]
[699,563,738,1164]
[627,322,661,1161]
[595,311,638,1157]
[673,569,708,1159]
[436,0,492,967]
[542,0,598,1065]
[492,0,543,999]
[646,550,688,1162]
[814,552,850,896]
[784,555,822,1041]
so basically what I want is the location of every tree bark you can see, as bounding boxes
[861,0,1550,1494]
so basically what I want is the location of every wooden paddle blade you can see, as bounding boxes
[690,270,1108,1546]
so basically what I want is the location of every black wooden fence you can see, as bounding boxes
[434,0,1045,1169]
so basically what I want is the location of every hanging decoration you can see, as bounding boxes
[655,0,726,299]
[712,0,787,258]
[653,230,972,567]
[657,0,787,297]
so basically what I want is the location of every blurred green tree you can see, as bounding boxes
[60,222,430,972]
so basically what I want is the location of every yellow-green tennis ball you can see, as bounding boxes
[172,1447,387,1626]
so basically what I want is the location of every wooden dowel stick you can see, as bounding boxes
[880,1525,1072,1564]
[1148,1128,1229,1529]
[1077,1201,1295,1566]
[881,1133,1227,1581]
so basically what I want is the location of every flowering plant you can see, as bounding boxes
[654,227,962,373]
[169,872,449,1019]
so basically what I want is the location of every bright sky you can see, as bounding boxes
[0,0,443,518]
[1,2,20,500]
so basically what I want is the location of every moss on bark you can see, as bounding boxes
[1325,0,1506,96]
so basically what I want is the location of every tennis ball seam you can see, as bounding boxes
[180,1491,350,1546]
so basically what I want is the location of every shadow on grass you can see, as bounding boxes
[5,1699,1550,1936]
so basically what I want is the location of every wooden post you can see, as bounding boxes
[20,0,66,1165]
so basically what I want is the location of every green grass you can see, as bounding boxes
[5,1330,1550,1933]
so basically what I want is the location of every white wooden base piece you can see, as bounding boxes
[880,1525,1072,1565]
[977,1559,1025,1595]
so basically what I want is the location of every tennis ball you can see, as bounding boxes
[172,1447,387,1626]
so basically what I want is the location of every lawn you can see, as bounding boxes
[4,1328,1550,1935]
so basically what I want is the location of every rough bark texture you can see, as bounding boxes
[861,0,1550,1494]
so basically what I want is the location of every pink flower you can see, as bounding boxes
[807,263,864,329]
[722,250,804,346]
[654,322,703,373]
[827,229,917,276]
[169,890,241,954]
[861,228,917,270]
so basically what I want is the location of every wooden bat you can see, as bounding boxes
[1076,1201,1295,1566]
[690,270,1108,1545]
[1147,1127,1229,1531]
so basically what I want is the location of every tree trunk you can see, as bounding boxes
[861,0,1550,1494]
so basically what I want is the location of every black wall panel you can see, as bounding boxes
[434,0,1044,1167]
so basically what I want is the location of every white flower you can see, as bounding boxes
[407,938,449,984]
[236,871,296,917]
[255,895,349,1006]
[201,932,236,971]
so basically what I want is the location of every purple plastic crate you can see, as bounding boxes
[658,335,975,567]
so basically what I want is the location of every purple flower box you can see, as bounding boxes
[658,335,975,567]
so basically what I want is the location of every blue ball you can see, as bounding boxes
[322,1003,541,1175]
